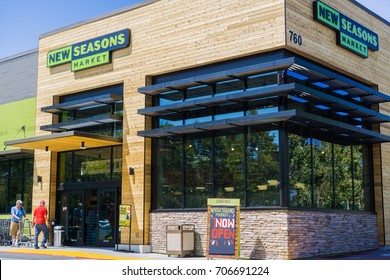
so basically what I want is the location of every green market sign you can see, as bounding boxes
[47,29,130,71]
[313,1,379,58]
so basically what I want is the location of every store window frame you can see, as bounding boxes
[140,52,385,212]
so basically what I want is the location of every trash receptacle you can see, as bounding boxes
[166,224,195,257]
[54,226,65,247]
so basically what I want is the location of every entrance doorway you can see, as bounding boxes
[60,188,117,247]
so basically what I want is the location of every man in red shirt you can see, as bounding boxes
[32,200,49,249]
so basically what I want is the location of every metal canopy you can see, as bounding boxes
[139,82,389,125]
[41,94,123,113]
[138,111,292,137]
[290,84,390,124]
[138,83,295,116]
[4,131,122,152]
[138,56,389,106]
[289,57,390,104]
[137,55,390,144]
[40,114,123,132]
[137,110,390,143]
[138,58,295,95]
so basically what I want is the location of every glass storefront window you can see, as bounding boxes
[56,84,123,138]
[313,139,333,209]
[58,146,122,184]
[159,90,182,105]
[247,129,280,207]
[215,79,244,96]
[184,136,213,208]
[149,67,374,211]
[214,132,245,206]
[112,146,123,181]
[353,145,367,210]
[288,133,370,210]
[214,103,244,121]
[74,148,112,182]
[156,137,183,209]
[184,108,212,125]
[0,178,7,213]
[246,97,279,116]
[186,85,213,100]
[289,134,312,208]
[334,144,353,209]
[158,113,183,128]
[0,158,33,213]
[247,72,278,90]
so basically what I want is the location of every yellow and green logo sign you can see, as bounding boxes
[313,1,379,58]
[47,29,130,71]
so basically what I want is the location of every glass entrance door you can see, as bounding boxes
[97,189,116,247]
[67,191,84,246]
[60,188,117,247]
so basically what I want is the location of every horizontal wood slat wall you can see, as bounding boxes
[36,0,285,245]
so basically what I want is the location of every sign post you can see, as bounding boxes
[206,198,240,259]
[118,204,132,252]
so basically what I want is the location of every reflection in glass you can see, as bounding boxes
[214,103,244,120]
[215,79,244,96]
[313,139,333,209]
[157,137,183,209]
[1,157,33,213]
[58,84,123,138]
[247,129,280,207]
[214,132,245,206]
[58,146,122,184]
[185,136,213,208]
[353,145,368,210]
[159,90,183,105]
[289,134,312,208]
[74,148,112,182]
[247,72,278,90]
[186,85,212,100]
[246,97,279,116]
[98,190,116,241]
[334,144,353,209]
[158,113,183,128]
[68,191,84,245]
[185,108,212,124]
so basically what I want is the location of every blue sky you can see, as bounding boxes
[0,0,389,59]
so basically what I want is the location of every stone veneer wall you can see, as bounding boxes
[150,210,378,259]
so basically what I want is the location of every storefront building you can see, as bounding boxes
[5,0,390,258]
[0,50,38,214]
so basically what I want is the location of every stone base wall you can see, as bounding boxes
[150,210,378,259]
[286,210,378,259]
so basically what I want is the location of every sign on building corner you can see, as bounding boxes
[313,1,379,58]
[47,29,130,71]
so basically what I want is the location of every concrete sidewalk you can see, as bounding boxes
[0,245,204,260]
[1,245,389,260]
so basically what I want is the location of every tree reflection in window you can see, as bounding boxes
[313,139,333,209]
[156,137,183,209]
[289,135,312,208]
[185,136,213,208]
[247,129,280,207]
[214,132,245,206]
[289,133,369,210]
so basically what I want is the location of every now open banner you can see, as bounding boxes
[206,198,240,259]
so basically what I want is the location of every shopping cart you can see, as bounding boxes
[18,219,33,247]
[0,219,12,246]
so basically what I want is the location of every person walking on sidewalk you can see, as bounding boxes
[32,200,49,249]
[10,200,27,247]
